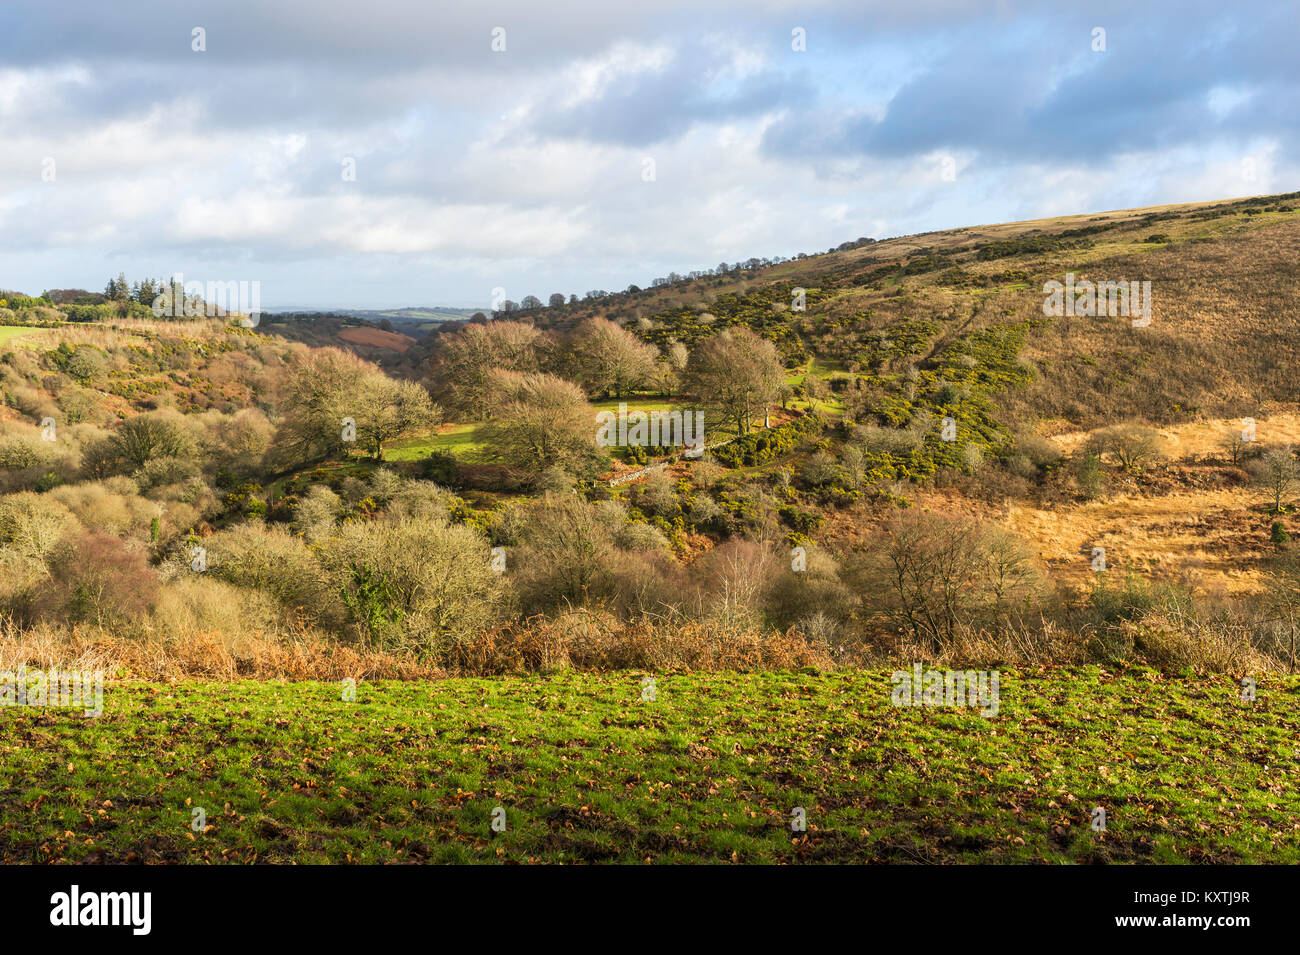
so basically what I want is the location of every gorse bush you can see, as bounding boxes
[710,413,822,467]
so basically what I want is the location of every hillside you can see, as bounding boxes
[460,191,1300,597]
[528,191,1300,429]
[3,192,1300,649]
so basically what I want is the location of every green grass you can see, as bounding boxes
[385,424,487,462]
[0,326,45,348]
[386,400,680,464]
[781,359,848,416]
[384,400,687,464]
[589,396,677,414]
[2,667,1297,864]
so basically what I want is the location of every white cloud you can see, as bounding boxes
[1,0,1296,306]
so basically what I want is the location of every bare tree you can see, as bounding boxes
[870,510,1042,651]
[1218,427,1259,467]
[481,370,605,481]
[272,348,438,465]
[353,378,441,462]
[428,321,542,419]
[566,317,658,398]
[685,327,785,436]
[1087,424,1164,473]
[801,374,829,410]
[1252,446,1299,514]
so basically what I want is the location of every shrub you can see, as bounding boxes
[693,539,781,633]
[764,546,853,633]
[862,510,1044,651]
[711,414,822,468]
[851,423,923,457]
[778,504,823,533]
[614,519,670,553]
[0,437,52,470]
[1005,452,1037,479]
[149,575,287,659]
[40,531,160,627]
[633,474,679,517]
[197,522,334,629]
[315,515,501,653]
[49,480,156,540]
[135,456,202,490]
[686,493,726,533]
[1076,452,1108,500]
[80,436,125,479]
[0,492,78,563]
[1083,571,1159,627]
[1016,433,1063,471]
[292,485,342,541]
[57,387,104,425]
[108,412,195,470]
[800,450,839,486]
[383,479,453,524]
[510,495,623,614]
[419,449,461,487]
[65,346,109,382]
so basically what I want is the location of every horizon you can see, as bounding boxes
[5,188,1290,312]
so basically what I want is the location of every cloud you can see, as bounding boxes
[0,0,1296,307]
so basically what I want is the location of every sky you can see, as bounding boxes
[0,0,1296,309]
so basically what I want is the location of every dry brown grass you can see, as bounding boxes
[1002,485,1276,595]
[0,615,444,682]
[49,316,236,347]
[890,608,1282,676]
[1048,411,1300,458]
[1005,216,1300,428]
[3,599,1288,679]
[894,618,1088,668]
[0,609,835,681]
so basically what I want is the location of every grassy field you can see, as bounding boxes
[589,396,677,414]
[384,423,486,461]
[385,398,685,464]
[2,667,1297,864]
[0,326,45,348]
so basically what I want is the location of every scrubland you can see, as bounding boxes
[4,196,1300,862]
[3,197,1300,681]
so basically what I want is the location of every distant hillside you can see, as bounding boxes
[262,305,479,326]
[254,312,429,374]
